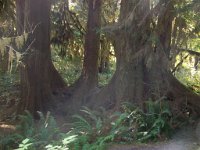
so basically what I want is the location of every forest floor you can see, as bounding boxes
[0,106,200,150]
[0,84,200,150]
[109,125,200,150]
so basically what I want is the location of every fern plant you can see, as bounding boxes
[69,107,109,149]
[62,102,173,149]
[2,101,174,150]
[16,138,33,150]
[134,99,173,142]
[110,100,173,142]
[15,111,61,149]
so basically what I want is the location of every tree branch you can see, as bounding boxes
[177,48,200,57]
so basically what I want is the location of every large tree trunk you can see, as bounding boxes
[17,0,65,115]
[18,0,52,114]
[91,0,152,108]
[86,0,200,115]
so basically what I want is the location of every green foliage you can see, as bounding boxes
[52,47,115,86]
[16,138,33,150]
[52,48,82,85]
[0,111,61,150]
[0,71,19,118]
[136,100,173,142]
[170,0,200,91]
[47,101,173,150]
[17,111,34,138]
[45,107,112,150]
[17,111,61,149]
[0,0,15,37]
[46,134,78,150]
[0,71,19,93]
[0,133,22,150]
[0,100,175,150]
[98,63,116,86]
[67,107,111,150]
[94,100,173,143]
[176,63,200,94]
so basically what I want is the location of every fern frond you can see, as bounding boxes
[72,115,92,133]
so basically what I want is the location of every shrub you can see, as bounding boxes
[1,100,175,150]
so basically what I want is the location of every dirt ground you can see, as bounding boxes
[109,125,200,150]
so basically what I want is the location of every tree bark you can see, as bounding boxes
[86,0,200,115]
[17,0,65,115]
[64,0,102,114]
[1,47,11,73]
[79,0,102,88]
[16,0,25,35]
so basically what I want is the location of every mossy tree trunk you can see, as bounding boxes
[88,0,200,115]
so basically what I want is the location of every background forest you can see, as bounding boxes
[0,0,200,149]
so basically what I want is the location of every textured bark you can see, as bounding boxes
[0,51,2,70]
[17,0,65,115]
[86,0,200,115]
[64,0,102,114]
[1,48,10,73]
[16,0,25,35]
[80,0,102,88]
[50,61,66,91]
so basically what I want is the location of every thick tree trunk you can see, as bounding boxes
[18,0,52,114]
[17,0,65,115]
[86,0,200,115]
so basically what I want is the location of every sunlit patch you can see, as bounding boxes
[0,123,16,130]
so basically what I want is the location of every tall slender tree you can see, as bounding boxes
[81,0,102,88]
[66,0,102,113]
[16,0,25,35]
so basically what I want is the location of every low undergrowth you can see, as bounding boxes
[0,71,19,122]
[0,99,184,150]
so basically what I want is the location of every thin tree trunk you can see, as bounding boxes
[16,0,25,35]
[1,47,10,73]
[79,0,102,88]
[64,0,102,114]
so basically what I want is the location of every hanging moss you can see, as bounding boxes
[0,33,28,72]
